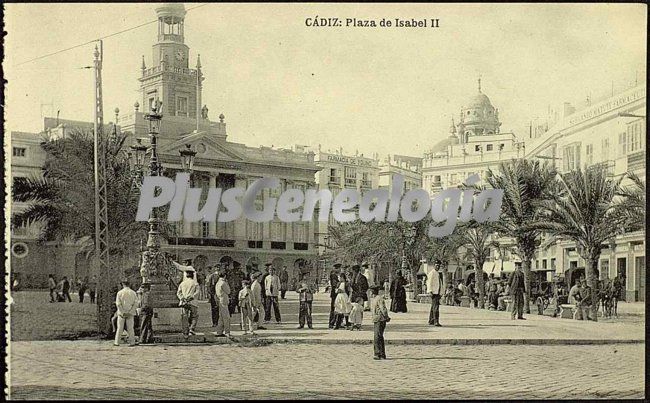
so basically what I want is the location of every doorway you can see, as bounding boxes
[617,258,627,301]
[635,256,645,302]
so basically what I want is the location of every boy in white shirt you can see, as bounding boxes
[238,280,255,335]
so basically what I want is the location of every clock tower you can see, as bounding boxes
[139,3,203,120]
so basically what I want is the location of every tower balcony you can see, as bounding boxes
[158,33,183,43]
[141,64,198,79]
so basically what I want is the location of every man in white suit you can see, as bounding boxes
[425,259,443,327]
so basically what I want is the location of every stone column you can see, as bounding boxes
[234,174,248,245]
[209,174,217,237]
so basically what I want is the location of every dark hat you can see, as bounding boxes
[182,258,192,265]
[369,285,381,291]
[351,264,361,271]
[250,272,261,280]
[264,262,273,267]
[333,263,342,268]
[361,261,369,267]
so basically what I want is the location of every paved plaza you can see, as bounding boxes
[8,341,645,399]
[8,290,646,399]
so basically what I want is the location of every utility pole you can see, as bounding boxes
[93,40,112,335]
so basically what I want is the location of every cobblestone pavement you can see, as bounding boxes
[8,341,645,399]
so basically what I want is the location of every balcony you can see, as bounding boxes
[329,176,341,184]
[141,65,198,79]
[360,180,372,188]
[344,178,357,188]
[158,33,183,42]
[627,150,646,172]
[176,237,235,247]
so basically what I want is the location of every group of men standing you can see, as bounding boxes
[202,261,291,336]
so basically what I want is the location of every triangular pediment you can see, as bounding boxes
[159,131,245,162]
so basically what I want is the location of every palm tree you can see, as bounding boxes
[427,229,464,290]
[615,171,646,232]
[328,218,434,296]
[486,159,558,313]
[12,127,151,334]
[536,165,626,321]
[455,221,496,309]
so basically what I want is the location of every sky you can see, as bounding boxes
[4,3,647,158]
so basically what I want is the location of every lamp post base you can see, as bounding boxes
[149,281,180,309]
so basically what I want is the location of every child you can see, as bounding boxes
[296,276,314,329]
[238,280,255,335]
[333,273,352,329]
[371,285,389,359]
[349,297,364,330]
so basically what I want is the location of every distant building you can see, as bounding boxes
[422,79,525,195]
[286,144,381,256]
[378,154,423,193]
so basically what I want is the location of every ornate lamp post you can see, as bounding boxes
[128,100,196,310]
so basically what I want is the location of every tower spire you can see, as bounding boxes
[478,76,482,93]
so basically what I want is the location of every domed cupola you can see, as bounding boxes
[458,78,501,137]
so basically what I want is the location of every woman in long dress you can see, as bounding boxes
[333,273,352,329]
[389,270,408,313]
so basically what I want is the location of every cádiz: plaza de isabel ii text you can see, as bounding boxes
[347,18,439,28]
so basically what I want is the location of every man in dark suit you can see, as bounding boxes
[508,262,526,320]
[206,264,221,327]
[350,264,369,304]
[328,263,342,329]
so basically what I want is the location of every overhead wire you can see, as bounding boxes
[14,3,210,67]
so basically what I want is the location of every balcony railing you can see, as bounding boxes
[627,150,646,172]
[344,178,357,187]
[360,180,372,188]
[329,176,341,183]
[142,65,198,78]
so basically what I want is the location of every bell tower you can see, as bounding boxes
[139,3,204,120]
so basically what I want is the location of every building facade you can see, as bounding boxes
[422,81,526,194]
[9,3,322,287]
[378,154,423,193]
[422,79,646,301]
[286,144,381,256]
[526,83,646,301]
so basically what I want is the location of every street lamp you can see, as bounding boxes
[127,99,186,315]
[128,138,148,185]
